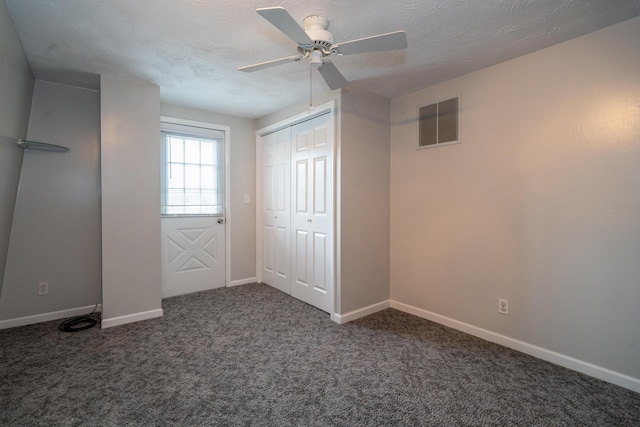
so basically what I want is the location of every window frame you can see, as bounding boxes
[160,117,229,218]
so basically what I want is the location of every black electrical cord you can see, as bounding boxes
[58,304,100,332]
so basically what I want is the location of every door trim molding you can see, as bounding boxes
[160,116,231,287]
[255,101,336,305]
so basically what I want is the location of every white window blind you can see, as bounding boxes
[160,122,224,216]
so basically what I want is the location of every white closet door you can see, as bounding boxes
[290,113,333,313]
[261,127,291,294]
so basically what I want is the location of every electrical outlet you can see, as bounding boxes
[498,298,509,315]
[38,282,49,296]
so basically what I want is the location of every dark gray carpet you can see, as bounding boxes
[1,283,639,426]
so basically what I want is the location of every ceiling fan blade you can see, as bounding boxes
[257,7,313,46]
[334,31,408,55]
[238,55,303,72]
[318,61,348,90]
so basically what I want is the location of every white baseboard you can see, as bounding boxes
[390,300,640,394]
[101,308,163,329]
[0,304,102,330]
[332,300,390,324]
[228,277,257,287]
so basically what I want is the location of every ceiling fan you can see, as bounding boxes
[238,7,408,90]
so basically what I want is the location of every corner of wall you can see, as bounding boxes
[388,16,640,385]
[100,76,162,325]
[338,88,391,314]
[0,0,35,305]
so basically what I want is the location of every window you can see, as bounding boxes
[160,120,225,216]
[418,96,459,148]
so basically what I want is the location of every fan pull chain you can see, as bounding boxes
[309,61,313,111]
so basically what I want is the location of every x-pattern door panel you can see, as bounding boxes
[161,216,225,298]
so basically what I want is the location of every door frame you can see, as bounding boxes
[255,100,337,314]
[160,116,232,287]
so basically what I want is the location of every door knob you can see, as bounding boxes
[307,218,312,223]
[217,218,225,224]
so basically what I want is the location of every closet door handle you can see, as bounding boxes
[307,218,312,223]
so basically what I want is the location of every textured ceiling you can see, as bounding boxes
[5,0,640,118]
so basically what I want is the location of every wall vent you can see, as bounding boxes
[418,96,459,149]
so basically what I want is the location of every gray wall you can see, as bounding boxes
[0,1,33,301]
[390,16,640,380]
[0,81,101,320]
[160,103,256,283]
[338,87,391,314]
[101,76,162,325]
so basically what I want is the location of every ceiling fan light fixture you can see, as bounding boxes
[309,50,323,68]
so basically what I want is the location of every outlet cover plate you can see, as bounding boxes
[498,298,509,315]
[38,282,49,295]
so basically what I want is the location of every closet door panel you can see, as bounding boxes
[261,127,291,294]
[290,113,333,313]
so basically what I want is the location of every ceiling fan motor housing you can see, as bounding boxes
[302,15,333,53]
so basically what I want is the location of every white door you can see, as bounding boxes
[290,113,333,312]
[261,127,291,294]
[161,216,225,298]
[159,119,227,299]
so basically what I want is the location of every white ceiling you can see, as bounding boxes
[5,0,640,119]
